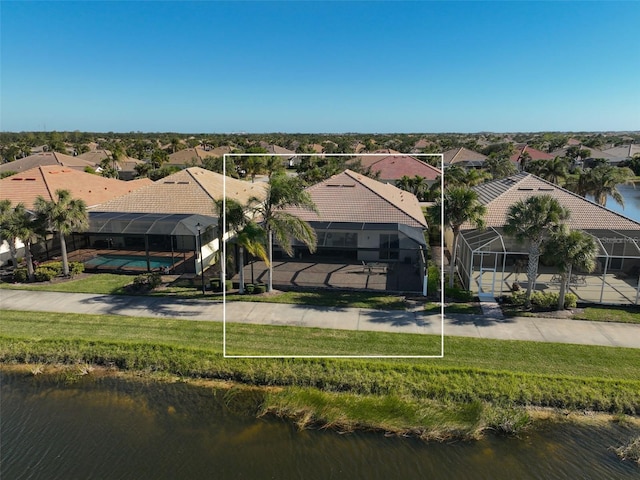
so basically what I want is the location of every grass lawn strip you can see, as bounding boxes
[1,311,639,423]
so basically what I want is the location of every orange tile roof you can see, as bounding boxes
[91,167,267,215]
[466,173,640,231]
[284,170,427,228]
[0,166,152,209]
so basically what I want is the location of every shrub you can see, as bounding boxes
[427,265,439,296]
[530,291,558,309]
[13,268,28,283]
[70,262,84,276]
[254,284,266,294]
[39,261,63,276]
[564,293,577,309]
[445,286,473,302]
[131,272,162,291]
[34,266,58,282]
[245,283,255,294]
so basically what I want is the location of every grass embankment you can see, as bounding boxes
[1,309,639,439]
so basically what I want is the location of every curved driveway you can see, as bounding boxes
[1,290,639,349]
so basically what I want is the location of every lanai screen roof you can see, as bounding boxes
[87,212,216,236]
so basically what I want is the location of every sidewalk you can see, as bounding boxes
[1,290,639,349]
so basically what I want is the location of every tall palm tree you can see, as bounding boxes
[542,227,598,310]
[34,189,89,276]
[504,195,570,304]
[213,197,246,272]
[250,173,318,292]
[430,187,486,288]
[586,165,633,207]
[4,203,40,281]
[539,156,569,186]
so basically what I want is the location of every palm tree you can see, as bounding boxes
[235,221,268,294]
[213,197,246,272]
[0,200,19,268]
[34,189,89,276]
[244,156,265,183]
[5,203,40,281]
[250,173,318,292]
[430,187,486,288]
[539,156,569,185]
[504,195,570,304]
[586,165,633,207]
[484,155,517,180]
[542,227,598,310]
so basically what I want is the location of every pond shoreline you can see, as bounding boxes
[3,363,638,443]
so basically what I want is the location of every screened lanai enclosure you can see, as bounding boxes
[68,212,218,274]
[456,227,640,305]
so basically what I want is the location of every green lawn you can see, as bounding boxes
[0,274,133,294]
[0,274,409,310]
[572,306,640,325]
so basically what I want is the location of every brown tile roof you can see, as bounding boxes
[510,144,554,163]
[91,167,267,215]
[284,170,427,229]
[166,146,234,166]
[467,172,640,231]
[0,151,97,174]
[351,154,441,181]
[442,147,487,165]
[0,166,152,209]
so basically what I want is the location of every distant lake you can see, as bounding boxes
[604,182,640,223]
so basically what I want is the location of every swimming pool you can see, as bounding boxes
[84,254,177,270]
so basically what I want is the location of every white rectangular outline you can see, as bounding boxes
[222,152,444,359]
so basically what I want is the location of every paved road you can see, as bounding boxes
[1,290,639,349]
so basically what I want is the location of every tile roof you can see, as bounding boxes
[77,150,143,172]
[166,146,233,166]
[467,173,640,231]
[602,145,640,159]
[91,167,267,215]
[283,169,427,229]
[0,166,152,209]
[510,144,554,163]
[0,151,97,173]
[442,147,487,165]
[352,154,441,181]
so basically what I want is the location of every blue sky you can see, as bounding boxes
[1,1,639,133]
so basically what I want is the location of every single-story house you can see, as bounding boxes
[0,166,152,265]
[86,167,267,274]
[449,172,640,304]
[282,169,429,269]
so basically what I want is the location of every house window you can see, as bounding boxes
[379,234,399,260]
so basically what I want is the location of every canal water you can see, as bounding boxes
[2,370,638,479]
[603,182,640,223]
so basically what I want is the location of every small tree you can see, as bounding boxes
[542,228,598,310]
[504,195,570,304]
[430,187,486,288]
[34,190,89,276]
[250,173,318,292]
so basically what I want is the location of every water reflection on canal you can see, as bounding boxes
[1,370,638,480]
